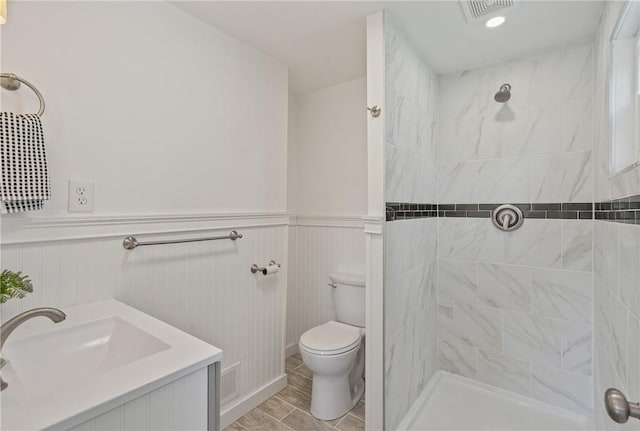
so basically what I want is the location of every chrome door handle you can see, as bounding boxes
[328,282,337,288]
[605,388,640,423]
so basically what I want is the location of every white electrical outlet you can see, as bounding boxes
[68,180,95,212]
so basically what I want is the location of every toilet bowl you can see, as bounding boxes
[298,273,366,421]
[300,321,365,420]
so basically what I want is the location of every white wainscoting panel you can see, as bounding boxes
[116,225,287,405]
[0,217,287,418]
[286,221,366,347]
[0,238,118,320]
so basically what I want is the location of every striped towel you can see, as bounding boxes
[0,112,51,213]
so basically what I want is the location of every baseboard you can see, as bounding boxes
[220,374,288,429]
[285,342,299,357]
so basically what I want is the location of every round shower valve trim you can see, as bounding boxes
[491,204,524,232]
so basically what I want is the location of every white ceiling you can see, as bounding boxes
[389,1,604,73]
[173,1,605,95]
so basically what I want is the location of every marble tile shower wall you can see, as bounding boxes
[383,14,439,431]
[592,2,640,430]
[435,42,596,416]
[437,217,594,415]
[437,42,594,205]
[384,16,438,204]
[593,221,640,431]
[384,218,437,430]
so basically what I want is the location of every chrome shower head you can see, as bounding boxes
[494,83,511,103]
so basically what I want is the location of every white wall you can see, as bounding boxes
[0,2,289,425]
[292,77,368,216]
[0,1,288,216]
[286,78,368,349]
[287,95,299,214]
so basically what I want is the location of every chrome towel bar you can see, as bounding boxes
[122,230,242,250]
[1,73,46,117]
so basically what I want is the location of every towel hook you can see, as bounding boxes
[367,105,381,118]
[1,73,45,117]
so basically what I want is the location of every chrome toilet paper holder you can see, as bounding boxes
[251,260,281,275]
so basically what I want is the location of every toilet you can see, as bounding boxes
[298,273,365,421]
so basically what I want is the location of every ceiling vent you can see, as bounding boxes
[461,0,516,22]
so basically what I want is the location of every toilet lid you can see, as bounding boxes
[300,321,361,355]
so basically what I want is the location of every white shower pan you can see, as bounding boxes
[397,371,594,431]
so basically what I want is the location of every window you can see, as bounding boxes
[610,0,640,176]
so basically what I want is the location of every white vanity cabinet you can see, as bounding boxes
[67,364,220,431]
[0,300,223,431]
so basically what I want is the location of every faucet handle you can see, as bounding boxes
[0,359,6,391]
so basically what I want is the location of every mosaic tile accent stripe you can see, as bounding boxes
[385,203,438,221]
[387,194,640,224]
[386,202,593,222]
[595,194,640,224]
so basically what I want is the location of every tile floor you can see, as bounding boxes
[226,353,365,431]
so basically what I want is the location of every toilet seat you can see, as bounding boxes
[300,321,362,356]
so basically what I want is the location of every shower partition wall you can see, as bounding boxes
[382,13,439,430]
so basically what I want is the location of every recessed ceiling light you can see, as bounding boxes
[485,16,506,28]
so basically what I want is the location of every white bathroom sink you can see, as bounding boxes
[0,299,222,430]
[3,316,170,400]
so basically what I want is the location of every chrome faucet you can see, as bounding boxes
[0,307,66,390]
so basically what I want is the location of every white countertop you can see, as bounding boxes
[0,299,222,430]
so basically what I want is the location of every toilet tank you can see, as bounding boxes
[330,273,366,328]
